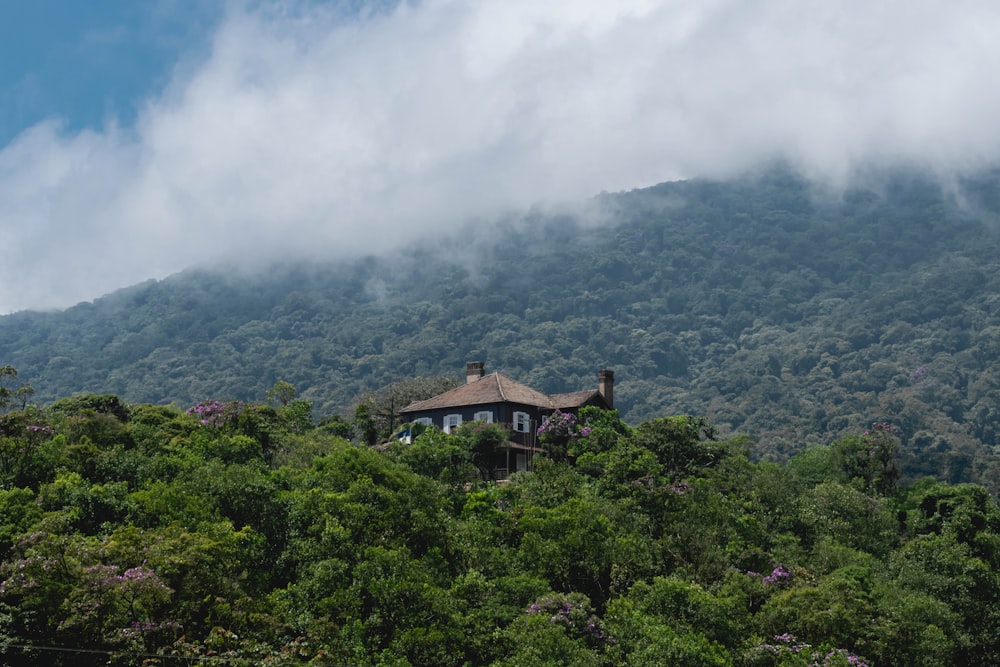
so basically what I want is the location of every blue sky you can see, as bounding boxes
[2,1,1000,314]
[0,2,222,147]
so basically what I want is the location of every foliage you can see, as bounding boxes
[387,425,476,485]
[830,421,900,495]
[0,365,33,413]
[0,388,999,664]
[356,375,462,444]
[7,163,1000,661]
[6,165,1000,491]
[631,415,722,479]
[536,409,591,461]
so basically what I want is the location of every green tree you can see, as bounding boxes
[265,380,297,407]
[389,426,475,485]
[0,365,34,413]
[496,592,604,667]
[631,416,722,480]
[355,375,462,442]
[830,422,899,495]
[353,403,379,447]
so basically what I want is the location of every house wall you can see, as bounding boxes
[401,402,546,446]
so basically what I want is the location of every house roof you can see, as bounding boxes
[551,390,606,409]
[399,372,555,413]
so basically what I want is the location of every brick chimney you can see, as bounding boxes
[598,369,614,408]
[466,361,485,384]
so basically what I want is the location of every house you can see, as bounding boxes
[398,362,614,478]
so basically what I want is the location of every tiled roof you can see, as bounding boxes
[399,372,555,413]
[551,390,602,409]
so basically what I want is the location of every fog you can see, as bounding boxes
[2,0,999,313]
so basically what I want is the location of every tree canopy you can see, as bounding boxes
[5,165,1000,489]
[2,383,1000,664]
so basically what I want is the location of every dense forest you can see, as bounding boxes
[3,383,1000,665]
[4,164,1000,491]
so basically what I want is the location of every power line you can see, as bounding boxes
[2,641,264,665]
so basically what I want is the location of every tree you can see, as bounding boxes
[278,399,313,435]
[265,380,297,407]
[631,416,722,480]
[317,414,354,439]
[497,593,604,666]
[388,426,475,485]
[49,394,130,423]
[353,403,379,447]
[537,410,590,462]
[571,407,631,460]
[830,422,899,496]
[0,366,16,411]
[354,375,462,443]
[0,408,54,489]
[0,366,33,413]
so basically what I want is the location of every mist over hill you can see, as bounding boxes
[4,163,1000,488]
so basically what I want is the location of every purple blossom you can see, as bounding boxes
[747,634,869,667]
[668,481,690,495]
[763,564,791,587]
[536,410,591,444]
[186,400,245,427]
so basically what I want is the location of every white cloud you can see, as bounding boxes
[3,0,1000,312]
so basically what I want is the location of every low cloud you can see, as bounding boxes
[3,0,1000,312]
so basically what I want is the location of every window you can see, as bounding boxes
[513,411,530,433]
[415,417,432,426]
[444,413,462,433]
[473,410,494,423]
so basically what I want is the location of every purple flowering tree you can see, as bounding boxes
[186,399,245,428]
[536,410,591,461]
[744,633,870,667]
[521,592,605,647]
[762,564,792,587]
[186,400,284,462]
[0,528,178,655]
[59,563,176,648]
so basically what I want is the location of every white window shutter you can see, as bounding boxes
[444,414,462,433]
[514,411,529,432]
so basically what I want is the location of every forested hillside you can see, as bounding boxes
[4,164,1000,489]
[3,391,1000,665]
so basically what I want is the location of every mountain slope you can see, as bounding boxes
[4,164,1000,487]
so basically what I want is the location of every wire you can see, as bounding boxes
[1,641,263,665]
